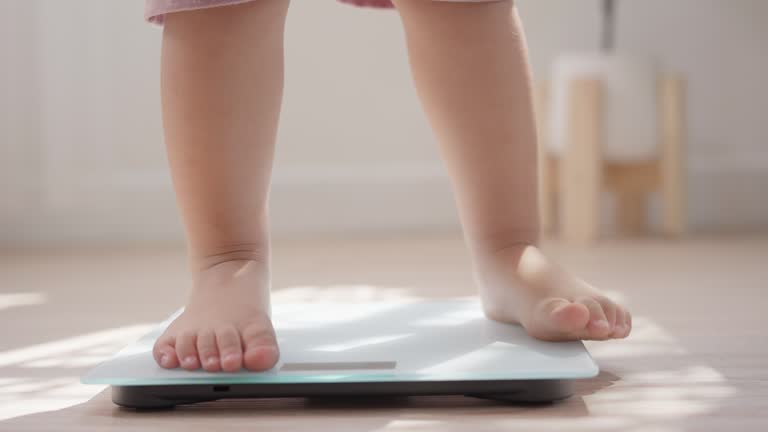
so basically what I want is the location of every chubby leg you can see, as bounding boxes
[153,0,288,372]
[393,0,630,340]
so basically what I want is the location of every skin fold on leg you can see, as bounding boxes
[392,0,631,341]
[153,0,290,372]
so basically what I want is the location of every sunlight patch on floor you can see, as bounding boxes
[272,284,420,302]
[0,324,153,420]
[0,286,738,427]
[581,318,737,429]
[0,292,47,311]
[585,317,686,358]
[0,325,153,368]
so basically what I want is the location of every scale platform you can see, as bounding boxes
[82,298,598,408]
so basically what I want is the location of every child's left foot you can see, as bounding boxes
[475,244,631,341]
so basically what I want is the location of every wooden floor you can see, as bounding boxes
[1,234,767,431]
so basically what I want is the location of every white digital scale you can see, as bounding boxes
[82,298,598,408]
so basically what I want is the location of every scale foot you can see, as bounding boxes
[467,379,574,403]
[112,386,208,409]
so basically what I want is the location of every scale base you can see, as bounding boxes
[112,379,573,409]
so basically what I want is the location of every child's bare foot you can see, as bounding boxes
[152,259,278,372]
[475,244,631,341]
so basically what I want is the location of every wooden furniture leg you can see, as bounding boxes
[616,191,646,235]
[659,75,687,236]
[561,79,603,244]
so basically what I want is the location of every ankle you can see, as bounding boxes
[471,240,535,269]
[466,229,540,260]
[472,242,541,290]
[190,259,271,303]
[189,243,270,273]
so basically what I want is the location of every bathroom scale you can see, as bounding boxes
[82,298,598,408]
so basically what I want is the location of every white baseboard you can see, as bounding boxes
[2,156,766,247]
[0,163,461,247]
[687,157,768,231]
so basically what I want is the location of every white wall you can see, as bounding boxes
[1,0,767,246]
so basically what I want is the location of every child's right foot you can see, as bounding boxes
[152,259,279,372]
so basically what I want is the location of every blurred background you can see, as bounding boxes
[1,0,767,244]
[1,0,767,429]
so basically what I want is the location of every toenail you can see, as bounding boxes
[160,354,169,366]
[592,320,609,329]
[248,346,277,355]
[183,356,197,365]
[223,353,239,363]
[206,356,218,365]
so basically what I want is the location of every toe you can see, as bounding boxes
[528,298,590,340]
[610,306,625,338]
[594,296,618,332]
[549,300,590,331]
[216,326,243,372]
[152,334,179,369]
[175,330,200,370]
[241,320,279,371]
[577,297,612,339]
[196,329,221,372]
[613,307,632,338]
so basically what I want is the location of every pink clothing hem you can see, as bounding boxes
[338,0,394,8]
[146,0,263,24]
[146,0,501,24]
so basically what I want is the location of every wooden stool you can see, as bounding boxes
[535,76,687,243]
